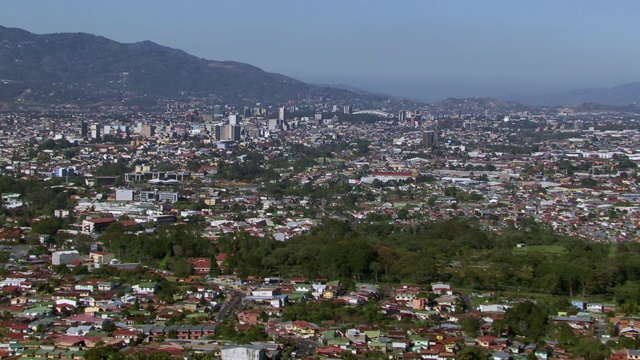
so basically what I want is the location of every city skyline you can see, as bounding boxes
[1,0,639,102]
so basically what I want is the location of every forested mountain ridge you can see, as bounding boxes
[0,25,387,105]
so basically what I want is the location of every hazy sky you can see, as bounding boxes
[1,0,639,102]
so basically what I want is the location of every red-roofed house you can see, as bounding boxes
[216,253,227,267]
[188,258,211,275]
[54,335,86,347]
[478,335,497,348]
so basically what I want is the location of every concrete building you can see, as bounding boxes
[423,131,436,147]
[140,190,178,203]
[82,218,116,233]
[268,119,281,131]
[115,189,134,202]
[140,124,155,138]
[52,250,80,266]
[220,345,265,360]
[89,251,115,265]
[53,167,75,178]
[81,121,88,138]
[90,123,101,140]
[228,114,241,126]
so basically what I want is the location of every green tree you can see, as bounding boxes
[460,316,481,337]
[504,301,549,341]
[172,258,194,278]
[456,346,489,360]
[570,337,610,360]
[102,321,116,333]
[84,346,127,360]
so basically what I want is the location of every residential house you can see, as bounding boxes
[188,258,211,275]
[628,349,640,360]
[286,321,320,339]
[113,329,138,344]
[132,283,158,295]
[478,335,497,348]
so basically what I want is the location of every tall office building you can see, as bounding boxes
[423,131,436,147]
[140,124,155,138]
[278,107,286,121]
[398,110,407,122]
[213,105,223,118]
[230,125,241,141]
[268,119,281,131]
[81,121,88,138]
[229,114,241,126]
[219,124,241,141]
[343,105,351,114]
[212,124,222,141]
[90,123,101,140]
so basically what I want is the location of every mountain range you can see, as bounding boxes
[504,82,640,107]
[1,25,639,109]
[0,25,388,106]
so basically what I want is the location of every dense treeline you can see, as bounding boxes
[0,177,77,233]
[100,217,640,309]
[99,223,215,277]
[228,218,640,310]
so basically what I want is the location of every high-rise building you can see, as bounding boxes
[220,124,241,141]
[212,124,222,141]
[278,107,286,121]
[229,114,241,126]
[268,119,281,131]
[140,124,155,138]
[213,105,223,118]
[423,131,436,147]
[230,125,241,141]
[398,110,407,122]
[81,121,88,138]
[343,105,351,114]
[90,123,101,140]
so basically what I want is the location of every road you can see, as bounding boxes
[288,337,319,358]
[215,290,243,322]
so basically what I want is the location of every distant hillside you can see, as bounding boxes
[505,82,640,106]
[0,25,387,106]
[431,97,533,113]
[561,102,640,113]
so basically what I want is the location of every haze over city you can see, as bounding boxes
[1,0,639,102]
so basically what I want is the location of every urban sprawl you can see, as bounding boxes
[0,96,639,360]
